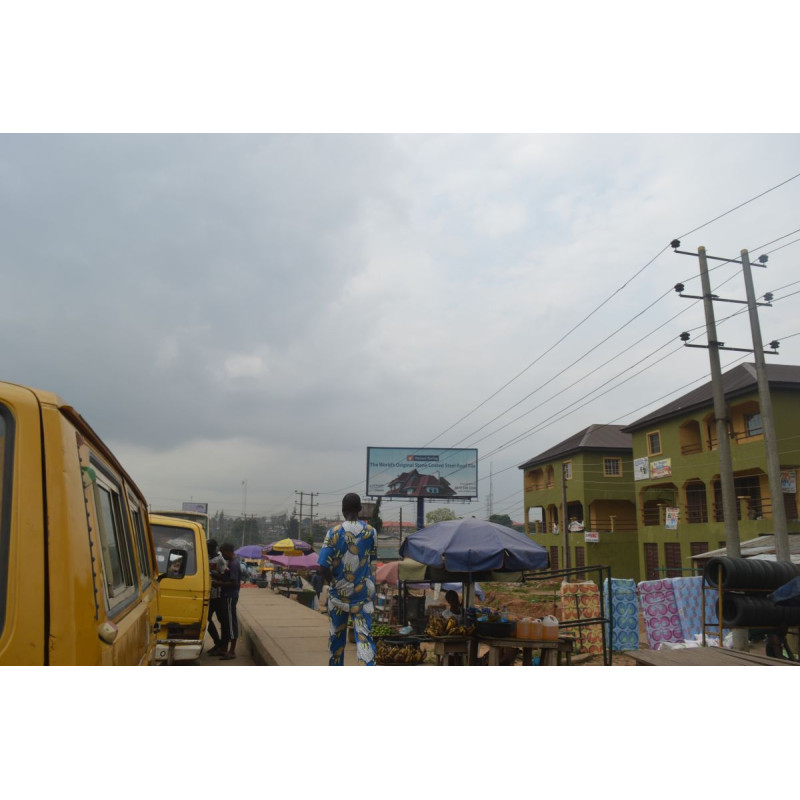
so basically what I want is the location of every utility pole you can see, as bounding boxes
[562,462,571,570]
[308,492,318,542]
[295,490,304,540]
[487,462,494,518]
[740,249,790,561]
[241,479,248,548]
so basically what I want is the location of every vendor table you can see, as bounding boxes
[432,636,473,666]
[478,636,575,666]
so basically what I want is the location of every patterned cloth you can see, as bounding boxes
[638,579,684,649]
[318,520,378,666]
[603,578,640,652]
[560,581,604,655]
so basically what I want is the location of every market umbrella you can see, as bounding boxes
[399,518,548,609]
[265,552,320,571]
[235,544,270,559]
[376,558,428,586]
[265,538,314,556]
[769,576,800,607]
[399,517,549,573]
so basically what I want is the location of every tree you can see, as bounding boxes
[426,507,457,524]
[489,513,513,528]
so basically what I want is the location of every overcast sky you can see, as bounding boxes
[2,133,799,526]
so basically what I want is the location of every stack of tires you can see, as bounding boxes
[703,556,800,627]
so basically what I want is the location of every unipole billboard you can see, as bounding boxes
[366,447,478,499]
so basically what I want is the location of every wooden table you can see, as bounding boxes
[431,636,473,666]
[478,636,574,666]
[629,647,799,666]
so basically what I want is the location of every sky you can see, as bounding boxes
[2,133,799,530]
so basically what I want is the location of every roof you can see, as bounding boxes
[689,533,800,565]
[622,363,800,433]
[518,424,632,470]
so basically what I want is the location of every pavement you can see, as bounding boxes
[235,584,358,666]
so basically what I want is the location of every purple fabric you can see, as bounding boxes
[638,579,684,648]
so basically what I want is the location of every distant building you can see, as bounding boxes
[519,424,640,580]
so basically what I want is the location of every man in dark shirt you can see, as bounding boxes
[218,543,242,660]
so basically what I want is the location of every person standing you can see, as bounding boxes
[206,539,228,656]
[318,493,378,666]
[218,542,242,660]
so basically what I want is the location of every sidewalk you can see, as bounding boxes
[237,585,358,666]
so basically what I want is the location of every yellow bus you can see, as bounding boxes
[151,509,210,539]
[150,514,210,664]
[0,381,186,665]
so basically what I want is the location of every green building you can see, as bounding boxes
[621,363,800,580]
[519,424,641,581]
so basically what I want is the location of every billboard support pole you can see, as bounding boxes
[417,497,424,530]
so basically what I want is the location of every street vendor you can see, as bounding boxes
[441,589,462,620]
[318,492,378,666]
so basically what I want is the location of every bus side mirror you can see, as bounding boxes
[158,548,188,582]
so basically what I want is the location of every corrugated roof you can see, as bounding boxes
[622,363,800,433]
[689,533,800,564]
[518,424,632,470]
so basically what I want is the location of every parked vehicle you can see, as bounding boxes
[151,509,210,539]
[0,381,185,665]
[149,513,210,664]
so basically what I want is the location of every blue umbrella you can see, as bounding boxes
[769,576,800,607]
[399,517,549,573]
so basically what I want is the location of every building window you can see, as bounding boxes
[744,412,763,437]
[664,542,683,578]
[643,542,659,581]
[549,546,559,571]
[603,457,622,477]
[647,431,662,456]
[563,461,572,480]
[685,481,708,524]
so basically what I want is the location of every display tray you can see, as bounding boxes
[380,635,425,647]
[427,634,473,641]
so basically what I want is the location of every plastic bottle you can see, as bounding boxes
[542,615,560,641]
[516,618,530,639]
[528,618,543,640]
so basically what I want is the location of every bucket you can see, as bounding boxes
[542,615,559,641]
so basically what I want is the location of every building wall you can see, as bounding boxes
[523,451,640,581]
[629,386,800,579]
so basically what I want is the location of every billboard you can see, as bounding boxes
[366,447,478,499]
[182,502,208,513]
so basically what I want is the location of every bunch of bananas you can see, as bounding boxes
[426,616,476,637]
[376,642,427,665]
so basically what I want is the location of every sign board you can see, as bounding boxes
[781,470,797,493]
[665,507,679,530]
[182,502,208,513]
[366,447,478,499]
[650,458,672,479]
[584,531,599,543]
[634,457,650,481]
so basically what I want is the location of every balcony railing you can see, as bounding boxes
[680,442,703,455]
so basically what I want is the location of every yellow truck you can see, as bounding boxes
[150,514,210,664]
[0,381,186,665]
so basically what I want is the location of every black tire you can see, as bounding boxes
[705,556,800,591]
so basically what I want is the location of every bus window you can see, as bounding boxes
[93,467,137,610]
[0,406,13,638]
[151,524,198,576]
[129,498,152,587]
